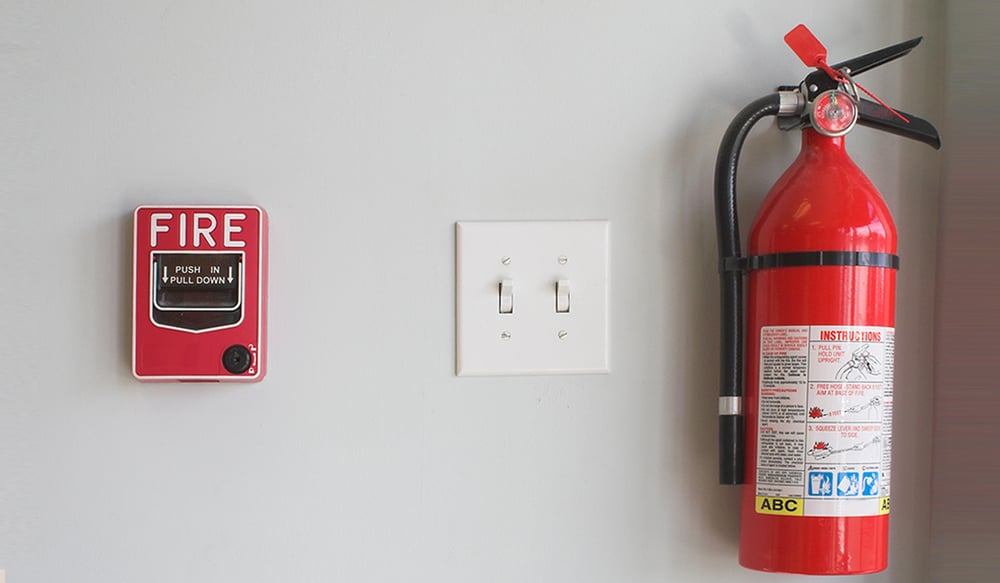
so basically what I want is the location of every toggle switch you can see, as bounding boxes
[556,279,570,313]
[499,279,513,314]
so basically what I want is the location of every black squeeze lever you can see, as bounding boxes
[857,99,941,149]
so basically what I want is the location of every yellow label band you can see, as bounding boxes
[756,496,805,516]
[879,497,891,514]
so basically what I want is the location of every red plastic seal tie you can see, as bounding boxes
[785,24,828,69]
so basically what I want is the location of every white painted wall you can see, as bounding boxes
[0,2,943,581]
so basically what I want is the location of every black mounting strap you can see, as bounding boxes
[723,250,900,273]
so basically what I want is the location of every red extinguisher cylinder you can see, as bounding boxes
[716,26,940,576]
[739,130,896,574]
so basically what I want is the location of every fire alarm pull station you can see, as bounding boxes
[132,206,268,381]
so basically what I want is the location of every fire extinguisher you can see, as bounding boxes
[715,26,940,574]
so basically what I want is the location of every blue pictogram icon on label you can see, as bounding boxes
[862,471,879,496]
[837,472,861,496]
[808,471,834,497]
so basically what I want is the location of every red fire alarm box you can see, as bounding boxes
[132,205,268,381]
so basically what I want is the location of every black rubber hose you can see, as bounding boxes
[715,94,782,485]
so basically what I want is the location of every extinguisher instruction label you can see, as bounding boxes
[755,325,894,517]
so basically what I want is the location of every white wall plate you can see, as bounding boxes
[456,220,609,376]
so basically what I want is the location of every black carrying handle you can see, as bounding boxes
[802,37,923,93]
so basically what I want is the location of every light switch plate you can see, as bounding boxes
[456,220,609,376]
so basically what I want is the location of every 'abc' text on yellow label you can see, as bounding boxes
[755,496,804,516]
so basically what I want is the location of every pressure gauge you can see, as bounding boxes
[810,90,858,137]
